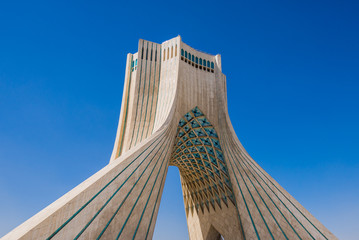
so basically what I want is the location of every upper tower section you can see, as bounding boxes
[111,36,227,160]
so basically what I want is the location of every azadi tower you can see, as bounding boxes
[3,36,337,240]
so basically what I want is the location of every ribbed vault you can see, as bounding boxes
[170,107,236,215]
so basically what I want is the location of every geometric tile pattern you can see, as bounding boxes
[170,106,236,214]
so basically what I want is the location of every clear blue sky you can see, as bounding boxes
[0,0,358,239]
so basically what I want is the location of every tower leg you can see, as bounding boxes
[2,126,175,240]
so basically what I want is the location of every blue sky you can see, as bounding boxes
[0,0,358,239]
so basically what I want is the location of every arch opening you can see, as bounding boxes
[206,225,224,240]
[153,166,189,240]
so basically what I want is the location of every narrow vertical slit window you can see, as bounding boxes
[185,51,187,58]
[175,45,177,57]
[167,47,169,59]
[189,53,191,61]
[150,49,153,61]
[181,48,184,56]
[163,49,166,61]
[155,50,157,62]
[146,47,148,60]
[171,46,173,58]
[141,48,144,59]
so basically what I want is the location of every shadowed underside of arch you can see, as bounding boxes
[169,107,244,240]
[170,106,236,214]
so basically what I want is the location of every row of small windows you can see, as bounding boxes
[134,44,160,72]
[181,49,214,73]
[163,45,177,61]
[135,44,214,73]
[131,59,138,72]
[141,48,158,62]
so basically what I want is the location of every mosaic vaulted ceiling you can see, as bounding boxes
[170,107,236,215]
